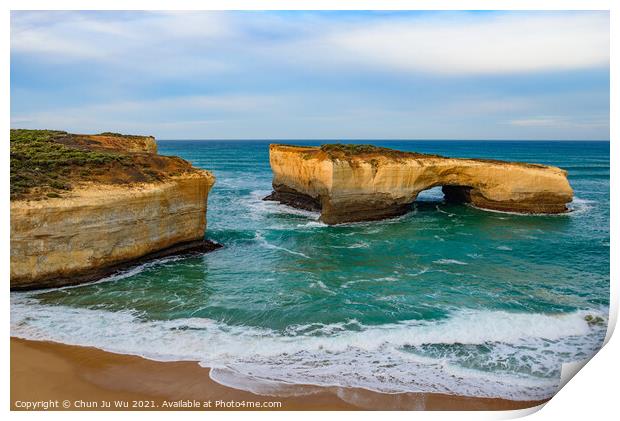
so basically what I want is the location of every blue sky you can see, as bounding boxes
[10,11,609,140]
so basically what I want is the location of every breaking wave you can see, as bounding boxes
[10,294,607,401]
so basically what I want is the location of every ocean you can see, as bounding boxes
[10,140,610,401]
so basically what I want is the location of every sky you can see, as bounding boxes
[10,10,610,140]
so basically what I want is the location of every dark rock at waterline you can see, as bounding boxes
[585,315,605,326]
[10,239,223,291]
[263,186,321,212]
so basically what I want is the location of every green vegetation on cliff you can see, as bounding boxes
[98,131,152,139]
[283,143,544,168]
[319,143,438,161]
[10,130,130,199]
[10,129,197,201]
[321,144,385,155]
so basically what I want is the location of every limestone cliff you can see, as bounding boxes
[10,129,218,290]
[59,132,158,154]
[265,144,574,224]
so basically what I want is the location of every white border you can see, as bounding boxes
[3,0,616,11]
[2,1,616,420]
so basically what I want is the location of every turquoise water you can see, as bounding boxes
[11,140,609,401]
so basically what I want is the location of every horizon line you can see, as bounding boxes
[155,138,611,142]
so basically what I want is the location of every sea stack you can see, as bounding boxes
[265,144,574,224]
[10,130,219,290]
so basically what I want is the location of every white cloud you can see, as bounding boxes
[11,11,609,75]
[10,93,285,135]
[508,116,608,130]
[12,90,608,140]
[292,12,610,75]
[9,11,610,140]
[509,117,564,127]
[11,11,232,61]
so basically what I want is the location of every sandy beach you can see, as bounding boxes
[11,337,547,411]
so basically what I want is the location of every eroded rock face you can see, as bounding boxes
[10,172,216,290]
[10,130,218,290]
[265,144,574,224]
[60,133,158,154]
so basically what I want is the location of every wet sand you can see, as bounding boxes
[11,338,548,411]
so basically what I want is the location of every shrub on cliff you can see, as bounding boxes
[99,131,150,139]
[11,129,198,201]
[10,129,128,200]
[319,143,436,161]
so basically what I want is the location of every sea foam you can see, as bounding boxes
[10,293,606,401]
[433,259,468,265]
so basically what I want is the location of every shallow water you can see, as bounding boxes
[11,140,610,401]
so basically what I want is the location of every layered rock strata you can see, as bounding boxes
[58,132,158,154]
[10,130,218,290]
[265,144,574,225]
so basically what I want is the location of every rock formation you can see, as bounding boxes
[57,132,158,154]
[265,144,574,225]
[10,130,218,290]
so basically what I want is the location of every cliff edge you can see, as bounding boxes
[10,129,218,290]
[265,144,574,224]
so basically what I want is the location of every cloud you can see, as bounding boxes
[508,116,609,130]
[10,11,610,140]
[509,117,566,127]
[12,90,608,140]
[11,11,232,61]
[11,93,282,129]
[296,12,609,75]
[11,11,609,75]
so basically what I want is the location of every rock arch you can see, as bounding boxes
[265,144,574,225]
